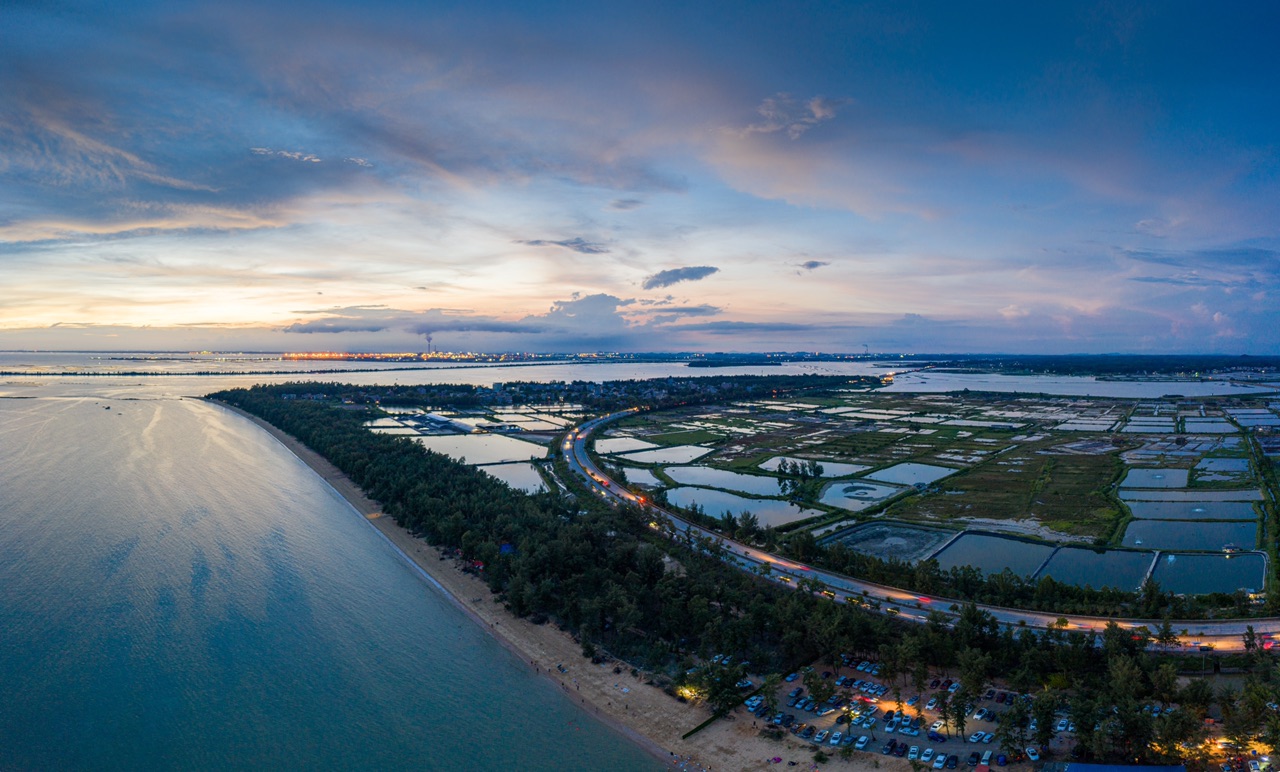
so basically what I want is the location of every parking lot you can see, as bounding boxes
[740,656,1048,767]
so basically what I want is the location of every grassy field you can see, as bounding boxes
[887,443,1127,538]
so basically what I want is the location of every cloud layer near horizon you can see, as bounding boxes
[2,0,1278,353]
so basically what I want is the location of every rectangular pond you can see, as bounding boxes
[1120,468,1189,488]
[664,487,823,528]
[596,436,660,454]
[616,445,713,464]
[1150,552,1267,595]
[1119,488,1263,502]
[1035,548,1154,591]
[1125,501,1258,520]
[1195,458,1251,473]
[663,466,782,496]
[865,462,959,486]
[822,522,955,563]
[413,434,546,465]
[930,533,1056,577]
[1121,520,1256,551]
[819,480,906,512]
[480,462,547,494]
[616,467,662,487]
[759,456,869,477]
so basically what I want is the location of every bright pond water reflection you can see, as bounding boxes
[663,466,782,496]
[665,487,822,527]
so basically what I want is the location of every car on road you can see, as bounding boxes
[933,754,949,770]
[1026,747,1040,762]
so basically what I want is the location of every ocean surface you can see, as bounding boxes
[0,395,660,770]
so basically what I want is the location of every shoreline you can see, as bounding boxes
[206,399,825,771]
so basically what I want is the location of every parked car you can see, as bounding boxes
[922,748,935,762]
[814,730,828,743]
[968,732,985,744]
[982,733,994,744]
[984,689,996,700]
[931,720,946,733]
[909,746,921,760]
[946,754,959,769]
[927,698,940,711]
[882,740,898,755]
[1026,747,1040,762]
[933,754,948,770]
[856,736,870,750]
[1055,718,1068,732]
[930,678,941,690]
[829,731,842,746]
[968,752,981,766]
[785,672,799,682]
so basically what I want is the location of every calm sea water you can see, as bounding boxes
[0,396,659,770]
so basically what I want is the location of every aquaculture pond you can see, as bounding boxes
[616,445,713,464]
[594,436,659,454]
[1120,468,1189,488]
[616,467,662,487]
[1118,488,1263,502]
[1121,520,1256,551]
[413,433,546,465]
[819,480,904,512]
[1150,552,1267,595]
[865,462,959,487]
[663,466,782,496]
[759,456,868,477]
[664,487,822,527]
[930,533,1056,577]
[479,462,546,493]
[1124,501,1258,520]
[1035,548,1154,591]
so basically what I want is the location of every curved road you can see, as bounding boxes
[564,410,1279,653]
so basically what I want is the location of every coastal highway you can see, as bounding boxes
[563,410,1280,653]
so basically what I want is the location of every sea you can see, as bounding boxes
[0,353,1271,769]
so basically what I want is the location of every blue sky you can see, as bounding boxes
[2,0,1278,352]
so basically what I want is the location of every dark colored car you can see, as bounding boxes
[968,752,981,766]
[946,754,959,769]
[984,689,996,700]
[895,744,908,757]
[883,740,898,755]
[930,679,941,690]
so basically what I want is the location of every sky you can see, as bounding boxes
[2,0,1278,354]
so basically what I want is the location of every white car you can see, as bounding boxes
[830,731,843,746]
[921,748,935,762]
[931,720,945,732]
[856,736,870,750]
[1027,747,1041,762]
[933,754,948,769]
[814,730,828,743]
[909,746,921,760]
[927,697,940,711]
[969,732,985,743]
[982,733,994,744]
[948,682,961,693]
[1055,718,1068,732]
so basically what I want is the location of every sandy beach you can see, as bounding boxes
[211,399,892,772]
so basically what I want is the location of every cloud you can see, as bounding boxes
[516,237,610,254]
[739,94,846,140]
[642,265,719,290]
[251,148,322,163]
[609,198,645,210]
[797,260,829,272]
